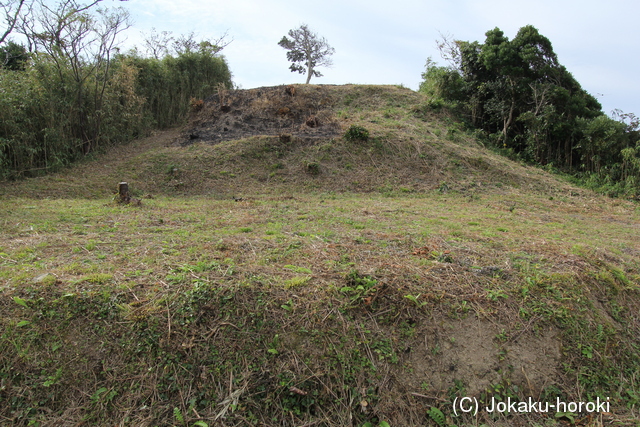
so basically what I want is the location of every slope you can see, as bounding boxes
[0,85,639,427]
[0,84,580,199]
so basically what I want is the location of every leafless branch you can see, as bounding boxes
[435,31,462,70]
[0,0,26,45]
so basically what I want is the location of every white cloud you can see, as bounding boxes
[113,0,639,114]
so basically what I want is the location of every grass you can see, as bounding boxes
[1,191,639,425]
[1,84,639,426]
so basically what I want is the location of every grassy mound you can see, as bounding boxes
[0,85,576,199]
[1,85,639,426]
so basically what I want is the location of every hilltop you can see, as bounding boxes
[0,84,581,199]
[0,85,639,427]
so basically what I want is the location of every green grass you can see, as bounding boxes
[1,191,639,425]
[1,84,639,426]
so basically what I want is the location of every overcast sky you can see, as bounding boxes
[116,0,639,116]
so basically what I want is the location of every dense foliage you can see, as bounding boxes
[421,25,640,197]
[0,3,232,180]
[126,48,232,129]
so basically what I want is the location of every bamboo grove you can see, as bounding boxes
[420,25,640,197]
[0,1,232,180]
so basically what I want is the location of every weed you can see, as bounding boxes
[371,338,399,363]
[284,276,310,289]
[13,296,29,308]
[362,422,390,427]
[173,406,184,423]
[304,161,321,175]
[284,265,312,274]
[42,368,63,387]
[427,406,447,427]
[404,294,427,307]
[344,125,370,142]
[90,386,118,408]
[84,273,114,284]
[280,299,294,311]
[340,270,378,305]
[486,288,508,301]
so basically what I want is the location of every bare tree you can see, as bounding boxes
[198,30,232,55]
[172,31,198,55]
[13,0,127,52]
[278,24,334,84]
[0,0,27,45]
[435,31,462,71]
[142,27,172,59]
[28,1,130,80]
[23,0,131,153]
[172,30,232,56]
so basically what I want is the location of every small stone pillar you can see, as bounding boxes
[118,182,131,204]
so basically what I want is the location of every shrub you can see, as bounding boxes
[344,125,369,142]
[304,161,320,175]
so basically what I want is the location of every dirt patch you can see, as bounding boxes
[181,85,343,146]
[398,316,562,397]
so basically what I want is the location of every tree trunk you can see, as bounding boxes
[305,60,312,84]
[501,100,515,145]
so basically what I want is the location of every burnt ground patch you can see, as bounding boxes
[180,84,343,146]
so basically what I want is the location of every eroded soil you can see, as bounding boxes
[181,85,343,146]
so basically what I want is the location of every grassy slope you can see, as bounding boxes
[0,85,639,426]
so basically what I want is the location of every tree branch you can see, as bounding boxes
[0,0,26,45]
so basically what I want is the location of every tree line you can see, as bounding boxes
[420,25,640,197]
[2,7,638,197]
[0,0,232,180]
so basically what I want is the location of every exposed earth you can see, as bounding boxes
[1,84,638,426]
[181,84,343,146]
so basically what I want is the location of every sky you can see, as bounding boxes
[112,0,638,116]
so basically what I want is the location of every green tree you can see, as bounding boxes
[124,42,232,128]
[0,39,28,69]
[420,25,640,196]
[419,57,466,104]
[578,115,627,174]
[278,24,334,84]
[422,25,603,166]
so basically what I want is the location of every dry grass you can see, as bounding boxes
[1,191,639,426]
[0,85,581,200]
[1,84,639,426]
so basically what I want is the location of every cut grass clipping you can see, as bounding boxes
[1,84,639,426]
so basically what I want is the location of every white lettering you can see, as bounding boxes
[478,396,609,414]
[485,396,496,413]
[459,397,474,413]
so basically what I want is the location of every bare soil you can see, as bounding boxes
[1,84,639,426]
[398,316,562,397]
[181,84,343,146]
